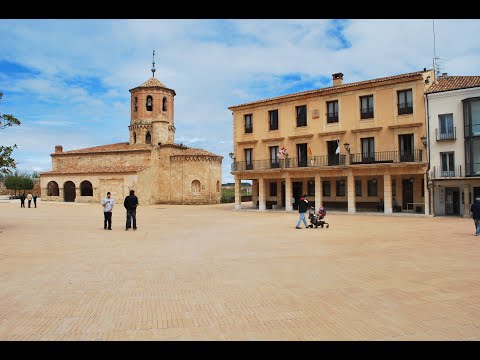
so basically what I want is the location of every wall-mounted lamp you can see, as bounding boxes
[229,152,234,160]
[343,142,350,153]
[409,177,414,184]
[372,177,377,184]
[420,135,427,148]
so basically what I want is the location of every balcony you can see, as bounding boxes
[231,155,346,172]
[244,126,253,134]
[398,102,413,115]
[350,150,423,164]
[436,127,456,141]
[430,165,463,179]
[327,112,339,123]
[360,108,374,119]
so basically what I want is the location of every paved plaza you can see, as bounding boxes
[1,199,479,340]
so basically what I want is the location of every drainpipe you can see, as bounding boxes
[425,92,433,215]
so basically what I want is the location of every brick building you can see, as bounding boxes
[40,69,222,205]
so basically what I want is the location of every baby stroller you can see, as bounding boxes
[308,207,329,229]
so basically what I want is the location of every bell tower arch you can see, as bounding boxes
[128,50,176,146]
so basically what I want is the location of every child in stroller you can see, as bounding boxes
[308,206,329,228]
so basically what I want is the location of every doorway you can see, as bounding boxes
[64,181,76,202]
[445,187,460,215]
[281,182,285,207]
[327,140,339,165]
[402,179,413,210]
[292,182,303,210]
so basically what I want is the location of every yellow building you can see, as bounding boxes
[229,70,435,214]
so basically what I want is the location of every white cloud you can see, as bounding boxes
[1,19,480,184]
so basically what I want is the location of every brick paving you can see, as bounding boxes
[1,200,479,340]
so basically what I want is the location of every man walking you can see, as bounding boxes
[33,194,38,208]
[124,189,139,231]
[471,197,480,236]
[20,193,25,208]
[26,192,33,208]
[295,194,311,229]
[101,192,114,230]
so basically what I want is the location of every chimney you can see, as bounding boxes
[332,72,344,86]
[442,72,448,78]
[55,145,63,153]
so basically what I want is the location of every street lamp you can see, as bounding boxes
[343,142,350,153]
[229,152,234,160]
[420,135,427,148]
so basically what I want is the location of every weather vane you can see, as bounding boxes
[151,50,156,77]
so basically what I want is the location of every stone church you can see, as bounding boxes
[40,65,223,205]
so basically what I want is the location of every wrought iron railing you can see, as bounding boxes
[430,165,463,178]
[398,102,413,115]
[349,150,423,164]
[436,127,456,141]
[231,155,346,171]
[360,108,374,119]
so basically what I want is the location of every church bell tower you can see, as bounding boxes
[128,50,176,146]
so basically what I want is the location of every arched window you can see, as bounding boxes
[146,95,153,111]
[162,97,167,111]
[47,181,59,196]
[216,180,220,192]
[145,131,151,144]
[133,132,137,144]
[134,96,138,112]
[191,180,201,193]
[80,180,93,196]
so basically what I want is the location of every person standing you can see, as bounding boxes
[33,194,38,208]
[26,192,33,208]
[124,189,139,231]
[101,192,114,230]
[295,194,311,229]
[20,193,25,208]
[471,197,480,236]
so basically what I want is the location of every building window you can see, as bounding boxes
[336,180,346,196]
[245,148,253,170]
[133,132,136,144]
[216,180,220,192]
[392,179,396,196]
[397,89,413,115]
[296,105,307,127]
[361,137,375,163]
[270,182,277,196]
[145,131,151,144]
[360,95,374,119]
[134,96,138,112]
[162,97,167,111]
[308,181,315,196]
[322,181,331,197]
[47,181,59,196]
[367,179,378,196]
[80,180,93,196]
[191,180,201,193]
[269,146,279,168]
[269,109,279,130]
[297,143,307,167]
[327,100,339,123]
[244,114,253,133]
[438,114,454,140]
[440,152,455,177]
[355,180,362,197]
[146,95,153,111]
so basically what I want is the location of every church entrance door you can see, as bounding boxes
[64,181,76,202]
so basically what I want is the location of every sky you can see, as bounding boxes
[1,19,480,184]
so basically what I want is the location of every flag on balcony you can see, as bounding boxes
[308,145,313,157]
[335,140,340,154]
[278,146,288,156]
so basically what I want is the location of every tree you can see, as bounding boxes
[4,175,33,196]
[0,92,21,175]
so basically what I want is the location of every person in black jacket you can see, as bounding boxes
[295,194,311,229]
[124,190,139,231]
[471,197,480,236]
[20,193,25,208]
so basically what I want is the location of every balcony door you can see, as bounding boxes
[245,148,253,170]
[439,114,454,140]
[297,143,308,167]
[361,137,375,163]
[327,140,340,165]
[270,146,279,168]
[441,152,455,177]
[399,134,414,162]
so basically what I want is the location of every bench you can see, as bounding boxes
[256,200,278,209]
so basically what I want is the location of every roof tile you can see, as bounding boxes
[426,75,480,94]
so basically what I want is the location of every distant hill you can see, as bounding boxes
[222,182,252,187]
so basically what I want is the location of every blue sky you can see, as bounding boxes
[1,19,480,183]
